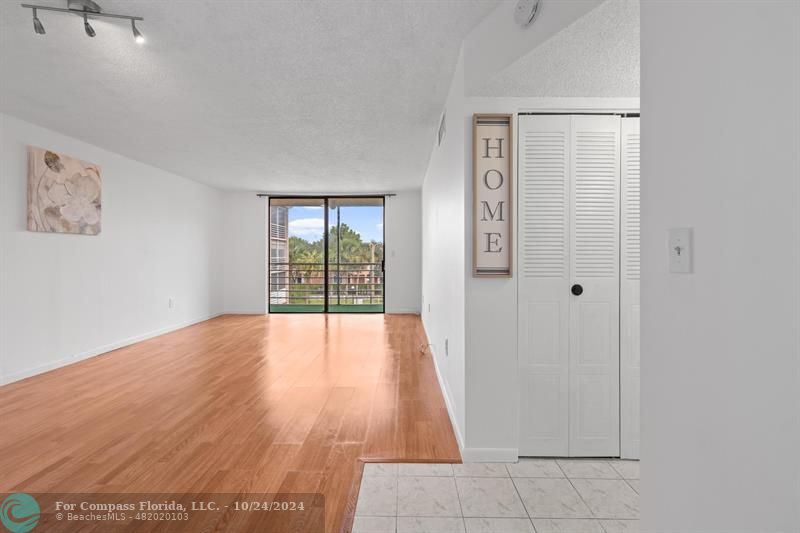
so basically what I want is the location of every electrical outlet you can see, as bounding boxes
[168,297,174,309]
[445,338,449,356]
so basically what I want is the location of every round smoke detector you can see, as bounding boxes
[514,0,540,27]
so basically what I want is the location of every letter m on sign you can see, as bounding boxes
[481,201,504,221]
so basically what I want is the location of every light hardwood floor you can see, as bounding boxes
[0,314,461,532]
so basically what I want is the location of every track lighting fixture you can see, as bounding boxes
[32,8,45,35]
[21,1,144,43]
[131,19,144,44]
[83,13,95,37]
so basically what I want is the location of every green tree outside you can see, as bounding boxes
[286,223,384,305]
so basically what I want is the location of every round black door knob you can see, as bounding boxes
[571,284,583,296]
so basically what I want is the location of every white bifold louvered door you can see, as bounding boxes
[518,115,571,456]
[620,117,641,459]
[518,115,622,457]
[568,115,621,457]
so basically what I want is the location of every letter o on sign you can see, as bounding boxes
[483,169,504,190]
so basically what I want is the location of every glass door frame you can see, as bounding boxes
[268,195,386,314]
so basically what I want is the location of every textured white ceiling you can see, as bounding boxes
[0,0,500,192]
[474,0,639,97]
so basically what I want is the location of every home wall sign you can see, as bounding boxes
[473,114,512,277]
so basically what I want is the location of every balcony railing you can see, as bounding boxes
[269,262,384,309]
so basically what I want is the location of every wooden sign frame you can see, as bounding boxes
[473,113,513,277]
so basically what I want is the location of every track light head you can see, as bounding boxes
[83,13,95,37]
[32,8,45,35]
[131,19,144,44]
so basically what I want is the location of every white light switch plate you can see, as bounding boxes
[668,228,693,273]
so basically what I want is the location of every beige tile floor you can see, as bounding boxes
[354,459,639,533]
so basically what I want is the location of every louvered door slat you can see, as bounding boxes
[623,130,641,281]
[520,128,569,278]
[572,129,619,280]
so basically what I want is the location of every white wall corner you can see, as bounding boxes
[0,114,226,383]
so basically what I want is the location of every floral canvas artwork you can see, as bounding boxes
[27,146,102,235]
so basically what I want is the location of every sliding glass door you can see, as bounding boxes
[268,197,384,313]
[269,198,326,312]
[327,198,384,313]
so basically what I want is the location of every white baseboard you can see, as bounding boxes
[461,447,519,463]
[223,309,266,315]
[385,308,421,315]
[1,312,224,386]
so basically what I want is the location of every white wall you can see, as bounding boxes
[222,192,267,315]
[0,115,423,385]
[421,46,467,447]
[640,2,800,531]
[0,113,224,384]
[463,97,519,461]
[385,191,422,313]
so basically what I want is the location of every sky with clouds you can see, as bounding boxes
[288,206,383,242]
